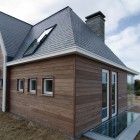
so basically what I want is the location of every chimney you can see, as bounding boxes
[85,11,105,42]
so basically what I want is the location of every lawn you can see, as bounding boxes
[0,111,90,140]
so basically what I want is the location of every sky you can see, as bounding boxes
[0,0,140,79]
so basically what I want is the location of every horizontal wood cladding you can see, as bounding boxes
[8,55,75,137]
[0,48,3,109]
[75,55,127,136]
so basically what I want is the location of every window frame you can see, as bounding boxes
[42,78,54,96]
[17,79,24,93]
[29,78,37,94]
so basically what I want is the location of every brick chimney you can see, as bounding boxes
[85,11,105,42]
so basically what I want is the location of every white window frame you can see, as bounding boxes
[43,78,53,96]
[29,79,36,93]
[18,79,24,92]
[112,72,117,117]
[102,69,109,122]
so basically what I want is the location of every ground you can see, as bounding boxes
[0,97,140,140]
[0,111,90,140]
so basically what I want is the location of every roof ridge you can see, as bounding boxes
[0,11,32,26]
[33,6,71,26]
[68,7,78,47]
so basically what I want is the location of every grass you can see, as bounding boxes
[0,111,90,140]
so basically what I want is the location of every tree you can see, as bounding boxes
[135,79,140,96]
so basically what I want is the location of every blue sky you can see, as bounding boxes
[0,0,140,79]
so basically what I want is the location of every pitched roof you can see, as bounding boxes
[70,10,125,66]
[0,12,32,57]
[13,7,75,60]
[1,7,138,74]
[10,7,125,66]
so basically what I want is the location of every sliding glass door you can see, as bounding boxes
[112,72,117,117]
[102,69,109,122]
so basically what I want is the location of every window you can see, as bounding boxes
[127,74,135,109]
[37,27,53,43]
[102,69,109,122]
[29,79,36,93]
[0,79,3,89]
[112,72,117,117]
[17,79,24,92]
[43,78,53,96]
[23,39,38,57]
[23,25,56,57]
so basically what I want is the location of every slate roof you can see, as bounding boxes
[0,7,125,67]
[0,12,32,57]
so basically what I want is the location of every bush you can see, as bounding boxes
[135,91,140,96]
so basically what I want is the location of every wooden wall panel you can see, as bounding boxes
[75,55,127,136]
[0,48,3,109]
[9,55,75,137]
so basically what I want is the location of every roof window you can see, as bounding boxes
[23,25,56,57]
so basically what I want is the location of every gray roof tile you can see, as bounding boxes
[1,7,126,67]
[70,10,125,66]
[0,12,32,57]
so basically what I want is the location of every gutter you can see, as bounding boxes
[0,32,7,112]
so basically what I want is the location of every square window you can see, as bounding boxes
[0,79,3,89]
[29,79,36,93]
[17,79,24,92]
[43,78,53,96]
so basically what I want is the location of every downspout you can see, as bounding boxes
[0,32,7,112]
[2,55,7,112]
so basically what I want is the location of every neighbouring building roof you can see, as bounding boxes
[0,7,139,75]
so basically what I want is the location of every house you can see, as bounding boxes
[0,7,139,139]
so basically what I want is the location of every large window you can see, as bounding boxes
[102,69,109,122]
[17,79,24,92]
[112,72,117,117]
[29,79,36,93]
[127,74,134,108]
[43,78,53,96]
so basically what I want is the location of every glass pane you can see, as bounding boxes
[93,112,140,138]
[102,108,107,119]
[45,80,52,92]
[112,83,115,105]
[112,73,117,116]
[102,72,108,119]
[127,74,134,108]
[112,105,115,114]
[20,80,23,89]
[31,80,36,90]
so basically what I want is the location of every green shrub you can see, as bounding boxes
[135,91,140,96]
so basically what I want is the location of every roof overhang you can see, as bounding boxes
[6,45,139,75]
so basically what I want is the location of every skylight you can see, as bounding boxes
[23,25,56,57]
[37,27,53,43]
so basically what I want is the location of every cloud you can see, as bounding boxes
[0,0,140,78]
[0,0,57,24]
[0,0,140,31]
[106,24,140,78]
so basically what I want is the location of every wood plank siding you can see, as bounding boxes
[75,55,127,136]
[7,54,127,138]
[8,55,75,137]
[0,48,3,109]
